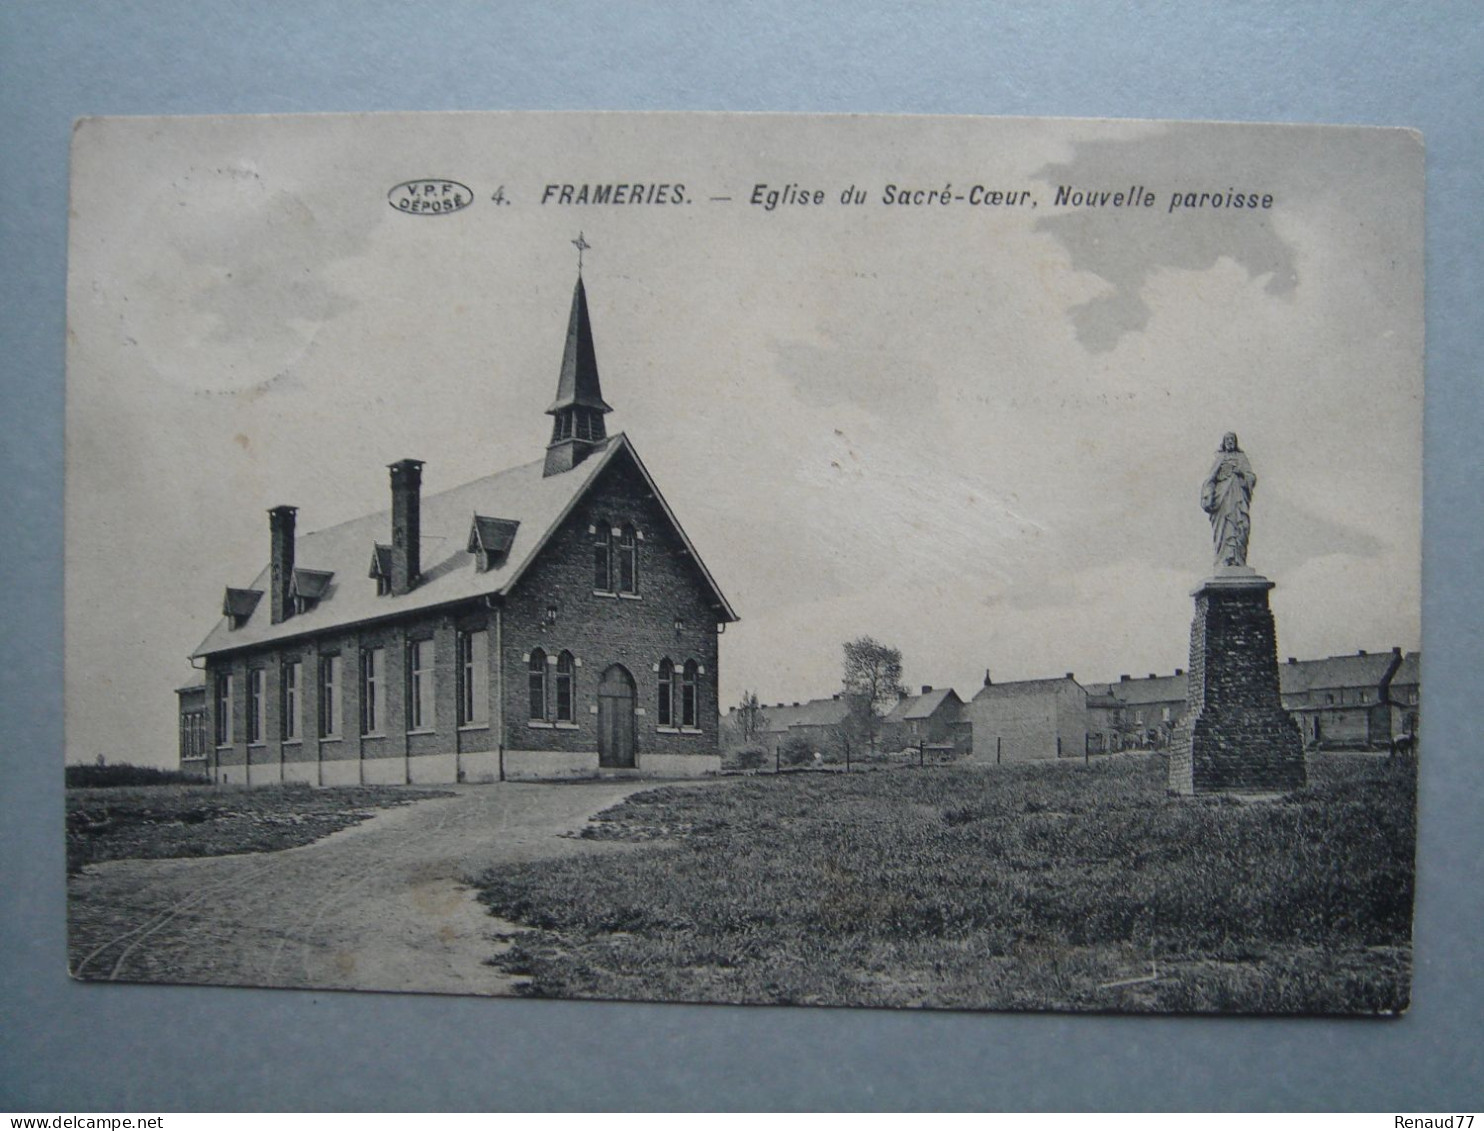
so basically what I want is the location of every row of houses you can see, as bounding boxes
[725,648,1421,763]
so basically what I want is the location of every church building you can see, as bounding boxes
[184,266,738,784]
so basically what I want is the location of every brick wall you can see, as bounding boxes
[1170,581,1305,794]
[199,448,726,783]
[499,451,722,766]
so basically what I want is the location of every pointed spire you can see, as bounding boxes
[546,274,613,415]
[544,269,614,477]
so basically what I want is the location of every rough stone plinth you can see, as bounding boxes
[1169,568,1305,795]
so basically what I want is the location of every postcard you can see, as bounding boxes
[65,112,1421,1013]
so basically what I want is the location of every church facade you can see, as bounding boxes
[184,272,737,784]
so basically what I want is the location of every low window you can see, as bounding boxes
[360,647,385,734]
[281,660,301,740]
[556,651,575,722]
[407,640,433,731]
[458,630,489,726]
[319,655,341,738]
[682,659,699,728]
[214,673,233,745]
[657,658,674,726]
[529,648,548,720]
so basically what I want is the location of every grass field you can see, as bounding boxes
[66,782,451,875]
[474,753,1415,1014]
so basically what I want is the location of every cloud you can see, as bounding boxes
[1033,128,1301,352]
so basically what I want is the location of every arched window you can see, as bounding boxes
[682,659,699,728]
[618,524,638,594]
[593,521,612,591]
[555,651,575,723]
[528,648,547,721]
[657,658,674,726]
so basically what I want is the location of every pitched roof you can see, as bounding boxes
[1105,674,1186,706]
[753,696,850,732]
[193,434,736,658]
[904,687,960,719]
[973,675,1082,701]
[1392,650,1420,687]
[1278,651,1400,695]
[176,674,206,694]
[547,276,612,415]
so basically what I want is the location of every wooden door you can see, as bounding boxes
[597,664,636,768]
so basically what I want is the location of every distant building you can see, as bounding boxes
[734,695,851,759]
[1084,670,1187,753]
[176,677,209,778]
[1278,648,1409,750]
[963,671,1088,762]
[181,270,737,784]
[1387,650,1421,743]
[882,685,968,755]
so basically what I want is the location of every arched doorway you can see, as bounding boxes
[597,664,636,768]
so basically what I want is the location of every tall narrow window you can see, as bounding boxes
[458,630,489,726]
[282,660,301,740]
[593,522,612,591]
[319,655,341,738]
[247,669,264,744]
[407,640,433,731]
[657,658,674,726]
[528,648,547,720]
[681,659,699,728]
[618,524,638,594]
[360,647,385,734]
[555,651,575,723]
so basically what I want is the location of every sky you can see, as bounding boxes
[64,113,1422,765]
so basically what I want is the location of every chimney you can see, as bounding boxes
[388,459,425,596]
[1175,668,1184,676]
[1287,657,1297,665]
[1148,673,1157,680]
[983,669,992,687]
[921,685,933,694]
[1120,674,1131,682]
[1065,672,1074,680]
[1357,649,1367,656]
[1392,646,1402,656]
[268,505,297,624]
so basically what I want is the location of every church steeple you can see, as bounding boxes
[543,268,613,477]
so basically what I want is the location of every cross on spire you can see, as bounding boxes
[572,231,591,274]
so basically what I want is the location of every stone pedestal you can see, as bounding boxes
[1169,567,1305,795]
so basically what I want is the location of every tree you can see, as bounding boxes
[733,691,769,744]
[841,636,906,752]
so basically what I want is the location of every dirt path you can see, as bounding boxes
[67,780,670,996]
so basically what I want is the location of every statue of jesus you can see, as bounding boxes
[1201,432,1257,567]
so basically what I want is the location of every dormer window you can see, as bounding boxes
[289,568,333,614]
[222,587,263,630]
[368,544,393,596]
[468,515,520,573]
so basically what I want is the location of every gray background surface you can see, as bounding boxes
[1,0,1479,1112]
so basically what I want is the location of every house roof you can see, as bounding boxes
[1278,651,1401,695]
[1392,650,1420,687]
[903,687,961,720]
[222,587,263,620]
[176,674,206,694]
[547,276,613,415]
[753,696,850,732]
[1103,674,1186,706]
[193,434,736,658]
[972,675,1082,702]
